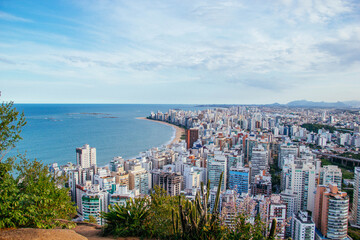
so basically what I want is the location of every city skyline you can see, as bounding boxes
[1,0,360,104]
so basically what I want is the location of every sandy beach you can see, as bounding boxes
[136,117,185,145]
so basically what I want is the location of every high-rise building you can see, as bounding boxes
[109,186,135,207]
[75,180,92,215]
[352,167,360,226]
[159,172,183,196]
[81,185,109,225]
[207,153,227,190]
[128,164,151,195]
[280,190,298,238]
[228,166,249,194]
[282,162,316,213]
[292,211,315,240]
[76,144,96,169]
[278,144,298,169]
[186,128,199,149]
[249,145,268,184]
[319,165,342,190]
[251,171,272,196]
[268,195,287,239]
[314,184,349,239]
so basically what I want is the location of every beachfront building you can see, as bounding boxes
[76,144,96,169]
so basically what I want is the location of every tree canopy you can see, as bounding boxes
[0,102,76,229]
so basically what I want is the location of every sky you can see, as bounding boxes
[0,0,360,104]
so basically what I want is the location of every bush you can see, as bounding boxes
[0,102,77,229]
[102,197,151,237]
[148,186,186,238]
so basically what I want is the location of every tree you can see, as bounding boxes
[0,102,76,229]
[0,102,26,161]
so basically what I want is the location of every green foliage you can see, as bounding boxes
[269,156,281,193]
[341,152,360,160]
[320,158,354,179]
[0,102,76,229]
[85,215,98,224]
[148,186,186,238]
[301,123,336,133]
[349,227,360,240]
[0,155,77,229]
[226,213,266,240]
[0,102,26,161]
[102,197,151,237]
[173,172,226,240]
[102,172,271,239]
[267,218,277,240]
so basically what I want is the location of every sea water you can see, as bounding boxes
[11,104,194,166]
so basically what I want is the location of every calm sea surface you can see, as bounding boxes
[11,104,195,167]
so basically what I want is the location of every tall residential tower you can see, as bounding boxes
[76,144,96,169]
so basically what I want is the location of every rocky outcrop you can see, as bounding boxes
[0,228,88,240]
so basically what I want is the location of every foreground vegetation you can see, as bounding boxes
[0,102,76,229]
[102,173,277,240]
[349,227,360,240]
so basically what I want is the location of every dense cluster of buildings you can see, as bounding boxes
[51,106,360,239]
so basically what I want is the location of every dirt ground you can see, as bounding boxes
[0,226,141,240]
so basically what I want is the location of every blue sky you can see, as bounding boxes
[1,0,359,104]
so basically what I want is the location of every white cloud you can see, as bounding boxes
[0,11,32,22]
[1,0,359,103]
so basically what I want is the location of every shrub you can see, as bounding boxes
[0,102,76,229]
[102,197,151,237]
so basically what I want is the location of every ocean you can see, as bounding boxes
[11,104,195,167]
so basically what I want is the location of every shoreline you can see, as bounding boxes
[136,117,185,146]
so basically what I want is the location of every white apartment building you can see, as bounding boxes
[292,211,315,240]
[352,167,360,226]
[76,144,96,169]
[319,165,342,189]
[282,162,316,213]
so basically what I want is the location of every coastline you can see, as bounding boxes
[136,117,185,146]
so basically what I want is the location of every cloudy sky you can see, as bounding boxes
[0,0,359,104]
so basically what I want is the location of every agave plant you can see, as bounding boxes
[101,197,151,237]
[172,172,225,240]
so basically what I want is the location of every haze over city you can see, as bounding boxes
[1,0,360,104]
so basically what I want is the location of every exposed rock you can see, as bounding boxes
[0,228,88,240]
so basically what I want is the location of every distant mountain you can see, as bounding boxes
[286,100,347,108]
[343,100,360,108]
